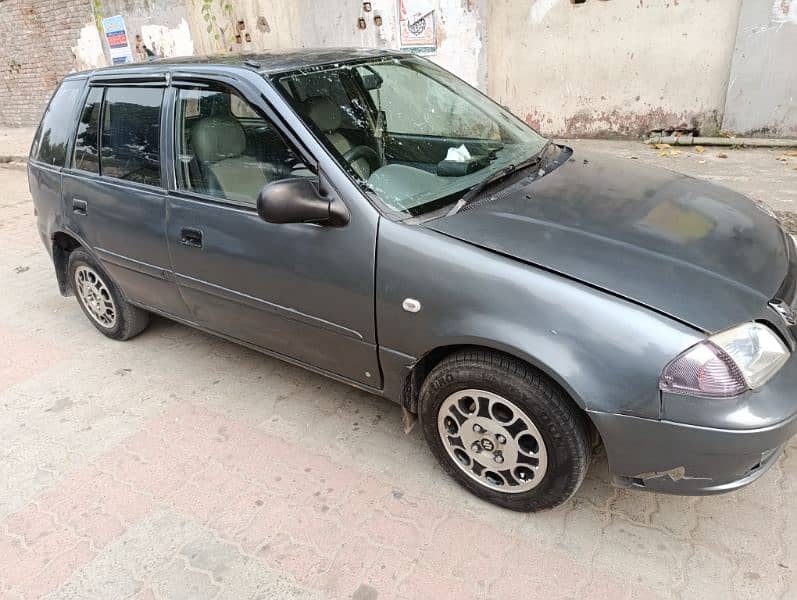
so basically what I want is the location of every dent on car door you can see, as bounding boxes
[62,83,190,319]
[165,82,381,386]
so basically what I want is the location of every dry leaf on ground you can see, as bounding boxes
[695,146,706,153]
[718,153,728,158]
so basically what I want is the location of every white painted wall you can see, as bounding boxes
[141,18,194,59]
[486,0,744,137]
[77,0,792,138]
[723,0,797,137]
[185,0,486,88]
[73,23,106,70]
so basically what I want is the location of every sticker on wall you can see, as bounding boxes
[102,15,134,65]
[398,0,437,54]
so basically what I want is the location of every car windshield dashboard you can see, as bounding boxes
[273,55,548,217]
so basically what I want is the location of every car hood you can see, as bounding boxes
[426,150,789,332]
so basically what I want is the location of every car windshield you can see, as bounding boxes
[273,55,548,217]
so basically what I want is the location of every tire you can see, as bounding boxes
[67,248,150,340]
[419,349,590,512]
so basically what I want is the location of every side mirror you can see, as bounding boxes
[256,177,349,227]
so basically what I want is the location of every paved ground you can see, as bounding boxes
[1,136,797,600]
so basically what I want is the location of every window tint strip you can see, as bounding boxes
[72,86,104,174]
[100,86,164,187]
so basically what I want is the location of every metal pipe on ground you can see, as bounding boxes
[645,134,797,148]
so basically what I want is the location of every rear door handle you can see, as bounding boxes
[180,227,203,248]
[72,198,87,215]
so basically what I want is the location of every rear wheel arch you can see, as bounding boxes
[52,231,82,296]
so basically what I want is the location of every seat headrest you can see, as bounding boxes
[302,97,343,133]
[192,116,246,163]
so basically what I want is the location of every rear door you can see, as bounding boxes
[62,80,189,319]
[164,76,381,387]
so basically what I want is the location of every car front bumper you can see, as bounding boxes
[589,347,797,495]
[589,409,796,495]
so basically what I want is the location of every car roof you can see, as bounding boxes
[68,47,406,80]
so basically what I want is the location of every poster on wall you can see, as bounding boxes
[398,0,437,54]
[102,15,134,65]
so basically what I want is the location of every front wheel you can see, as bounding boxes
[419,349,590,512]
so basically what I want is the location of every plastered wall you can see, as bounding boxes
[3,0,794,139]
[486,0,744,137]
[723,0,797,137]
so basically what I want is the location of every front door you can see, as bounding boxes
[63,83,189,319]
[165,82,381,387]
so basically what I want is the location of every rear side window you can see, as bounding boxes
[101,87,163,186]
[31,80,83,167]
[73,87,103,174]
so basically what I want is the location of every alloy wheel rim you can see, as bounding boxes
[437,389,548,493]
[75,265,117,329]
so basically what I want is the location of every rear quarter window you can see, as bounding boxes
[30,80,84,167]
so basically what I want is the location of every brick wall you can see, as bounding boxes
[0,0,94,126]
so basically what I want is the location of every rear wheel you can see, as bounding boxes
[68,248,149,340]
[419,349,590,511]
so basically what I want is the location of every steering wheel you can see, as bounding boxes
[342,145,381,174]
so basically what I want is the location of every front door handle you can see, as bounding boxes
[72,198,87,216]
[180,227,203,248]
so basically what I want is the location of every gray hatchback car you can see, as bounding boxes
[29,49,797,511]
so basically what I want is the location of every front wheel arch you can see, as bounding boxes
[403,342,588,415]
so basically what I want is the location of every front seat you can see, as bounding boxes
[191,116,266,203]
[302,97,372,179]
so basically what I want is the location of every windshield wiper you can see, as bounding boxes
[446,142,551,216]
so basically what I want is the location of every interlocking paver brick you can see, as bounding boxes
[153,558,220,600]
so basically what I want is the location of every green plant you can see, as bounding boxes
[199,0,234,45]
[92,0,103,33]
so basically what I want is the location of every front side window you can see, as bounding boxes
[174,86,308,206]
[73,86,103,174]
[101,86,163,186]
[31,80,83,167]
[275,56,547,216]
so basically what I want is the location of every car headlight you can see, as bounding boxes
[660,322,790,398]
